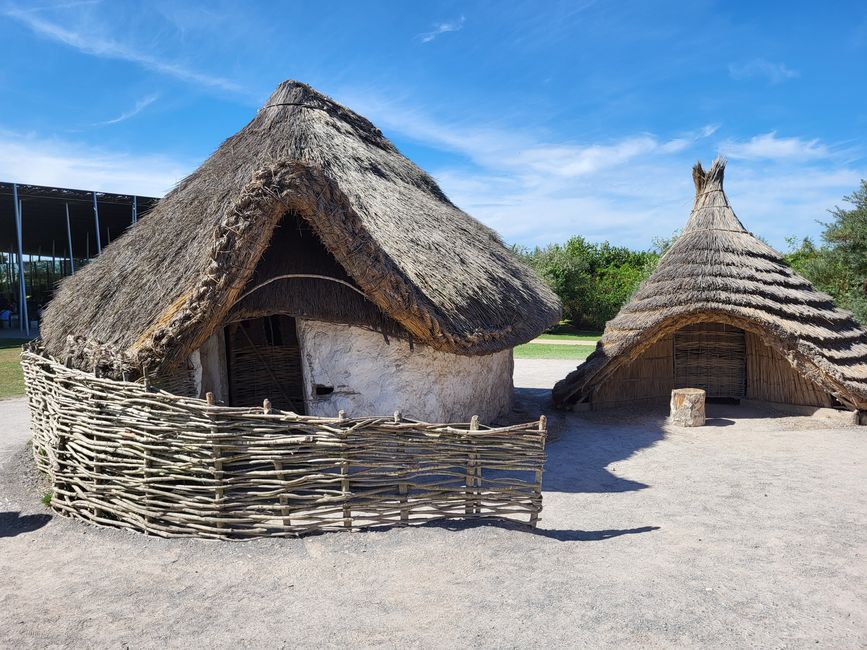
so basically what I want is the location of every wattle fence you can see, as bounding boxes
[22,350,546,539]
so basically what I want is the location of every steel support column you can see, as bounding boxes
[13,185,29,336]
[65,202,75,274]
[92,192,102,255]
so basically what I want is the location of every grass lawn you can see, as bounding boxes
[513,343,594,360]
[536,332,601,342]
[0,339,29,399]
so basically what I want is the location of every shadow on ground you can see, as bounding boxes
[514,388,667,494]
[422,517,660,542]
[0,510,51,538]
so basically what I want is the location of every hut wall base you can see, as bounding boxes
[741,399,859,426]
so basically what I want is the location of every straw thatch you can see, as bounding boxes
[41,81,560,378]
[553,158,867,412]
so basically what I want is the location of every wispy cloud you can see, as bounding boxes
[4,5,243,92]
[341,92,864,250]
[347,93,716,180]
[96,93,159,126]
[418,16,465,43]
[728,58,799,84]
[0,129,192,196]
[720,132,830,161]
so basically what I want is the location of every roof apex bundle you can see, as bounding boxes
[553,158,867,411]
[41,80,561,376]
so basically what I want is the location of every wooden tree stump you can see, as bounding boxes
[670,388,706,427]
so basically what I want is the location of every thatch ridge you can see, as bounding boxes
[553,158,867,411]
[41,81,560,374]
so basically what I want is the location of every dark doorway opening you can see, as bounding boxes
[224,315,306,413]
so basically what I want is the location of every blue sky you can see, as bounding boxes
[1,0,866,251]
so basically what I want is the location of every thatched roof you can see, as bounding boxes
[553,158,867,411]
[41,81,560,374]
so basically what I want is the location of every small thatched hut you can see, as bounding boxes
[553,159,867,419]
[41,80,560,422]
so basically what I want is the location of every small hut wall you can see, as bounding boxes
[297,319,514,423]
[591,336,674,408]
[588,326,840,410]
[745,331,836,408]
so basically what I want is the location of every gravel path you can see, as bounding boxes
[1,359,865,648]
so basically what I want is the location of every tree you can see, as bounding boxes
[784,181,867,324]
[514,237,658,330]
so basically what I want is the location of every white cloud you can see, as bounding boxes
[728,58,799,84]
[97,93,159,125]
[4,5,242,92]
[0,130,192,196]
[345,93,719,181]
[341,92,864,251]
[720,132,830,161]
[418,16,465,43]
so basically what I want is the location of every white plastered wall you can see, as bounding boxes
[193,328,229,402]
[296,319,514,423]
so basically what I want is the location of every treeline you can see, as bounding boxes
[516,180,867,330]
[514,237,659,330]
[783,180,867,325]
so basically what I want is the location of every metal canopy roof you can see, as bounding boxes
[0,182,160,257]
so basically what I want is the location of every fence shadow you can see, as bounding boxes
[419,517,660,542]
[0,511,52,538]
[513,388,667,494]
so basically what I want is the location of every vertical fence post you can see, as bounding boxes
[142,442,153,530]
[529,415,547,528]
[265,399,292,531]
[207,392,224,533]
[394,410,409,524]
[341,410,352,530]
[466,415,480,516]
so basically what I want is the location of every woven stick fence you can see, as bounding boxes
[22,350,546,539]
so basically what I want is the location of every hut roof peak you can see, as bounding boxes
[259,79,388,145]
[263,79,329,108]
[40,79,561,370]
[684,157,747,234]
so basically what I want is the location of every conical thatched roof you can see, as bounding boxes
[41,81,560,375]
[553,158,867,411]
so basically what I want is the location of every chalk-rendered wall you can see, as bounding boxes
[296,320,514,423]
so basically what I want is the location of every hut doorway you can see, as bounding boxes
[224,315,306,413]
[674,322,746,400]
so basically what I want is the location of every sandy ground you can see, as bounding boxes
[1,358,866,649]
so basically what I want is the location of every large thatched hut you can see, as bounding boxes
[553,159,867,419]
[40,80,560,423]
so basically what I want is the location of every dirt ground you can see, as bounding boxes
[1,359,866,649]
